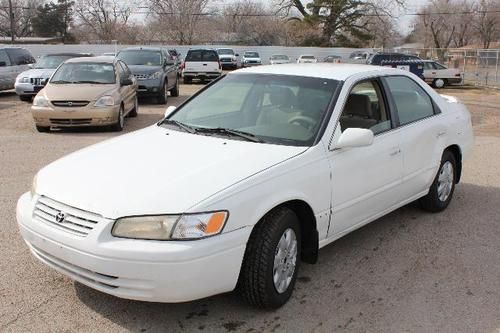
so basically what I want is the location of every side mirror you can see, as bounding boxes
[121,77,133,86]
[334,128,374,149]
[42,78,49,86]
[164,105,176,118]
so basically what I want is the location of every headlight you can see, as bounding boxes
[33,95,49,107]
[94,95,115,107]
[112,211,228,240]
[148,71,163,80]
[18,77,30,83]
[31,173,38,197]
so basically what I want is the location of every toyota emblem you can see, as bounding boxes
[55,212,66,223]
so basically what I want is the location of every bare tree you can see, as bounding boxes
[450,0,475,48]
[148,0,210,45]
[475,0,499,49]
[0,0,40,38]
[74,0,132,42]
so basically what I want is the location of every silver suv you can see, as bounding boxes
[0,47,35,93]
[15,53,92,102]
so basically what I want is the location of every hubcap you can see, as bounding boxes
[119,108,124,127]
[437,161,454,202]
[273,228,297,294]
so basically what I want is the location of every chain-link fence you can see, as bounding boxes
[396,48,500,89]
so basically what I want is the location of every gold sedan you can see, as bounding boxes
[32,56,138,132]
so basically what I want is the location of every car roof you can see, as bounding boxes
[45,53,93,57]
[233,63,398,81]
[65,56,116,64]
[119,47,163,52]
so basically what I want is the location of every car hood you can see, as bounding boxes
[127,65,162,75]
[42,83,117,101]
[18,68,56,79]
[36,126,307,219]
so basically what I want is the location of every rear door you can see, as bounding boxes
[383,75,447,199]
[185,50,219,73]
[0,50,11,90]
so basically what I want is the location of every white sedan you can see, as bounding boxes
[17,64,474,309]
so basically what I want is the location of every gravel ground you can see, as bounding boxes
[0,84,499,333]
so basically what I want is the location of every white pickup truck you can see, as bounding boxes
[423,60,463,88]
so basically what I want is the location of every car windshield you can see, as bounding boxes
[272,55,289,60]
[34,55,75,69]
[245,52,259,58]
[50,63,116,84]
[117,50,162,66]
[301,56,315,59]
[217,49,234,55]
[163,74,340,146]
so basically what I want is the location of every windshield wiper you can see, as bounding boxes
[74,80,108,84]
[195,127,263,143]
[162,119,197,134]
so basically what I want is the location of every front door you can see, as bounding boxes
[327,78,404,237]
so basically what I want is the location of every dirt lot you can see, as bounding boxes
[1,85,499,333]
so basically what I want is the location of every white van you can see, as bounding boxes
[182,49,222,84]
[0,47,36,91]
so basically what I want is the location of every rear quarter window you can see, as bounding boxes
[6,48,35,65]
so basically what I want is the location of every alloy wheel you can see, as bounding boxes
[273,228,298,294]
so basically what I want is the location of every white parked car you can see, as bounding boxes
[297,55,317,63]
[182,48,222,84]
[17,64,474,309]
[269,54,290,65]
[241,51,262,67]
[423,60,463,88]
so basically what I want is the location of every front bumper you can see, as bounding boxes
[32,103,120,127]
[134,78,162,96]
[15,82,44,96]
[16,192,249,302]
[242,62,261,67]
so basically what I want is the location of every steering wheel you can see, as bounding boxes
[288,115,316,131]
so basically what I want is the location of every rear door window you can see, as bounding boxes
[0,50,11,66]
[385,76,436,126]
[6,48,35,65]
[186,50,218,62]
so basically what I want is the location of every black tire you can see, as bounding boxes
[111,105,125,132]
[238,207,301,309]
[419,150,456,212]
[183,77,192,84]
[157,82,168,104]
[432,78,447,89]
[129,96,138,118]
[20,95,32,102]
[170,77,179,97]
[35,125,50,132]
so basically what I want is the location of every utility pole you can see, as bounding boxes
[8,0,15,43]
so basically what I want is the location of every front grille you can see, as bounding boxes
[133,74,148,80]
[30,78,44,86]
[49,118,92,125]
[33,196,105,236]
[52,101,89,107]
[220,58,232,63]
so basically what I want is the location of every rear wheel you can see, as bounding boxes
[238,207,301,309]
[20,95,32,102]
[433,78,446,89]
[183,77,192,84]
[157,82,168,104]
[35,125,50,133]
[111,105,125,132]
[170,78,179,97]
[419,150,456,212]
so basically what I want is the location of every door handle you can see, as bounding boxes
[389,149,401,156]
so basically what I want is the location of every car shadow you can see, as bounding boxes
[74,182,500,332]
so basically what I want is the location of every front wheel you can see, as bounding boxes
[433,78,446,89]
[111,105,125,132]
[128,96,138,118]
[238,207,301,309]
[157,82,168,104]
[419,150,456,212]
